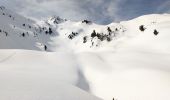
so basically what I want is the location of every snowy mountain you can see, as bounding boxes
[0,6,48,51]
[1,6,170,100]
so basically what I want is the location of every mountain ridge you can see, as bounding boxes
[1,6,170,100]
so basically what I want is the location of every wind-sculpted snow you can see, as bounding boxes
[1,7,170,100]
[0,50,101,100]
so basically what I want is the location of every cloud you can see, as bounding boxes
[29,0,119,24]
[157,1,170,13]
[110,0,170,21]
[0,0,170,24]
[0,0,119,24]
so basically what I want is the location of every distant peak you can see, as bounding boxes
[47,16,67,24]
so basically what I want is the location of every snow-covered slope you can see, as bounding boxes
[0,50,101,100]
[1,6,170,100]
[0,6,58,51]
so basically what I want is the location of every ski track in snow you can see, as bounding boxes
[0,52,16,63]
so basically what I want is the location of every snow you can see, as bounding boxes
[1,6,170,100]
[0,50,101,100]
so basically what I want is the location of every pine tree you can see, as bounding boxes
[83,36,87,43]
[22,33,25,37]
[44,45,47,51]
[153,29,159,35]
[139,25,145,31]
[45,31,48,34]
[107,27,112,33]
[49,28,53,35]
[91,30,96,38]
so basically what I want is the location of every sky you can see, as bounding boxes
[0,0,170,24]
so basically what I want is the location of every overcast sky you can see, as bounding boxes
[1,0,170,24]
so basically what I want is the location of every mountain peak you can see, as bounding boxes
[47,16,67,24]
